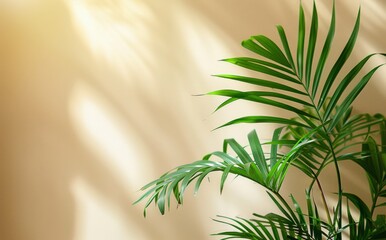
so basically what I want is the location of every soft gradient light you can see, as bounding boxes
[69,81,152,191]
[67,0,154,78]
[1,0,385,239]
[72,177,145,240]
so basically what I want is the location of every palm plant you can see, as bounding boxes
[135,1,386,239]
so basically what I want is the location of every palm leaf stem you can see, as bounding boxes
[369,182,385,218]
[315,177,333,226]
[370,193,380,218]
[290,71,345,238]
[291,6,344,229]
[290,47,342,235]
[308,133,343,236]
[281,52,339,238]
[328,141,343,238]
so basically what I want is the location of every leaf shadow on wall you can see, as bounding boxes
[0,1,216,239]
[0,0,260,239]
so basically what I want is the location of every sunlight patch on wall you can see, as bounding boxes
[173,4,232,76]
[72,177,146,240]
[359,1,386,95]
[69,81,153,191]
[67,0,153,78]
[358,1,384,33]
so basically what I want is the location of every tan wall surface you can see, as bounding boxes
[0,0,385,239]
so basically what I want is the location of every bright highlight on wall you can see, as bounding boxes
[67,0,154,77]
[72,177,145,240]
[69,81,152,191]
[1,0,386,240]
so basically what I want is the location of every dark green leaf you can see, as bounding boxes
[215,116,310,130]
[277,25,296,70]
[343,192,371,219]
[318,7,361,108]
[311,2,335,98]
[225,138,254,164]
[290,194,308,232]
[222,58,299,83]
[305,1,318,90]
[270,127,284,167]
[329,64,385,131]
[297,3,305,80]
[323,54,381,121]
[242,35,291,68]
[213,74,306,95]
[248,130,269,176]
[208,89,313,109]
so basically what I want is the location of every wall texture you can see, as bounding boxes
[0,0,385,239]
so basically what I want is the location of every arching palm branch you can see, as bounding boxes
[136,1,386,239]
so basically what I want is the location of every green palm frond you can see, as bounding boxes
[214,192,331,240]
[213,215,293,240]
[213,215,283,240]
[136,1,386,239]
[370,215,386,239]
[211,1,385,133]
[355,135,386,214]
[135,129,318,216]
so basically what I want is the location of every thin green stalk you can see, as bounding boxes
[315,178,332,225]
[326,139,343,239]
[293,64,336,231]
[308,126,342,238]
[370,186,381,218]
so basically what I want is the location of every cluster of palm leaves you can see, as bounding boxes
[135,1,386,239]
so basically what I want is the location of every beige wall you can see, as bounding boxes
[0,0,385,239]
